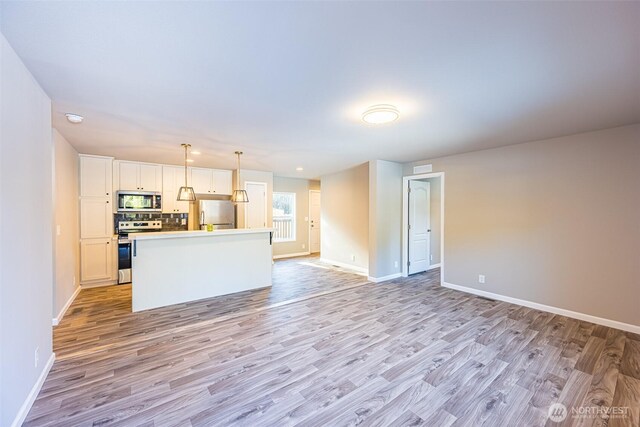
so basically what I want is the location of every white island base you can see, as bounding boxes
[130,228,273,312]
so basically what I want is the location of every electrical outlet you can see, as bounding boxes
[394,261,398,268]
[73,276,76,287]
[56,225,61,236]
[302,244,306,249]
[478,275,486,284]
[350,254,356,261]
[34,347,39,368]
[430,254,433,262]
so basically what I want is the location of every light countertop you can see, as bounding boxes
[128,228,274,241]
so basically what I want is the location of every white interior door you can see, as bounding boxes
[245,182,267,228]
[309,191,321,253]
[408,180,431,275]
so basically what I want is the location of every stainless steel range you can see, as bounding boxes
[117,220,162,284]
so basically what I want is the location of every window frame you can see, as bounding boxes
[272,192,297,243]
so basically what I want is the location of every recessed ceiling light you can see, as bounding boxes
[65,113,84,124]
[191,151,201,155]
[362,104,399,124]
[296,167,304,171]
[186,159,194,163]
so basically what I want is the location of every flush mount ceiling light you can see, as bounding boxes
[362,104,399,124]
[231,151,249,203]
[296,167,304,171]
[177,144,196,202]
[65,113,84,124]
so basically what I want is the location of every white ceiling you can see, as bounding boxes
[1,1,639,178]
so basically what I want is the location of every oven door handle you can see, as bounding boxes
[133,240,137,257]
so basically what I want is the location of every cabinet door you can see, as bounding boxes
[212,169,233,195]
[80,239,112,282]
[162,166,190,213]
[139,164,161,192]
[191,168,213,194]
[80,198,112,238]
[162,166,177,213]
[81,156,112,198]
[119,162,140,191]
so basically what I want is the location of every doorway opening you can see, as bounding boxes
[402,172,444,284]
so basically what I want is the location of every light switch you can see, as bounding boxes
[56,225,61,236]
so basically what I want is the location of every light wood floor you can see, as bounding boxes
[25,257,640,426]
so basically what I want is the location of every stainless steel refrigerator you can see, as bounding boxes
[198,199,236,229]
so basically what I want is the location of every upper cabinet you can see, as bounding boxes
[80,155,113,198]
[162,165,190,213]
[191,167,233,195]
[114,161,162,192]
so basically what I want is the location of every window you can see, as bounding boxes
[273,192,296,242]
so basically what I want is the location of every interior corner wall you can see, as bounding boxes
[53,129,80,320]
[1,33,54,427]
[320,163,369,271]
[368,160,403,278]
[404,124,640,327]
[272,177,320,257]
[235,169,274,229]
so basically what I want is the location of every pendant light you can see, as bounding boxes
[231,151,249,203]
[177,144,196,201]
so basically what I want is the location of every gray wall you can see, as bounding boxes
[321,163,369,271]
[272,177,320,257]
[53,129,80,319]
[1,33,54,426]
[368,160,403,278]
[404,124,640,327]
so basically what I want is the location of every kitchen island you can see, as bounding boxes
[129,228,273,312]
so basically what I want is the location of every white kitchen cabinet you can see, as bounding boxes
[115,161,162,192]
[80,238,113,282]
[191,167,233,195]
[191,167,213,194]
[80,198,112,238]
[212,169,233,195]
[80,155,113,198]
[162,165,190,213]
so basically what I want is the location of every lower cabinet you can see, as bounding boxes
[80,238,116,284]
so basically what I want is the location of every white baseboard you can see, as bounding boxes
[273,251,310,260]
[428,263,441,270]
[80,280,117,289]
[52,286,81,326]
[443,282,640,335]
[368,273,402,283]
[11,352,55,427]
[320,258,368,275]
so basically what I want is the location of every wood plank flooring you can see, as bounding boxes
[25,257,640,426]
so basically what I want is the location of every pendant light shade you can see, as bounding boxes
[231,151,249,204]
[177,144,196,202]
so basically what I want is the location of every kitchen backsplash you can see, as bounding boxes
[114,213,188,232]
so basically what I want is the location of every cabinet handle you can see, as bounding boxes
[107,241,110,245]
[106,200,109,204]
[106,192,109,195]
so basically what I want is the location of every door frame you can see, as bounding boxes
[244,181,268,228]
[402,172,445,284]
[308,190,321,254]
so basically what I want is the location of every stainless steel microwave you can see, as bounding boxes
[116,191,162,212]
